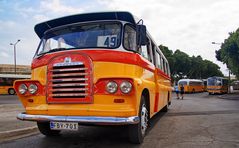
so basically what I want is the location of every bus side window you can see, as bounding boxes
[151,41,156,65]
[165,62,168,75]
[162,58,167,74]
[140,37,153,63]
[156,51,162,70]
[167,62,171,76]
[141,44,149,60]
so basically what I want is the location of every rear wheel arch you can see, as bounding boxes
[141,88,150,115]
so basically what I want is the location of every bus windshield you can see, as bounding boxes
[36,22,122,56]
[178,81,187,86]
[207,77,222,86]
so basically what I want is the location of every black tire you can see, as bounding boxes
[37,122,61,136]
[192,89,195,93]
[8,88,15,95]
[128,96,148,144]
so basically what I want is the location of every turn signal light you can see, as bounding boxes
[114,98,125,103]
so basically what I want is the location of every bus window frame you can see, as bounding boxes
[122,23,137,52]
[34,21,124,57]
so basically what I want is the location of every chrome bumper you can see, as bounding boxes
[17,113,139,125]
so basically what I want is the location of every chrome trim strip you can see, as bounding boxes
[52,73,88,77]
[51,78,88,82]
[51,83,88,87]
[53,62,84,67]
[51,88,88,92]
[51,68,87,72]
[17,113,139,125]
[50,93,88,97]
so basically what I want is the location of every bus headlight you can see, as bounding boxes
[120,81,132,94]
[18,84,27,94]
[106,81,118,94]
[28,84,38,94]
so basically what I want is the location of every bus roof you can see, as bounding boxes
[35,11,136,38]
[207,76,227,80]
[0,74,31,79]
[178,79,203,82]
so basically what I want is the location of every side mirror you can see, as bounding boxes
[136,25,147,46]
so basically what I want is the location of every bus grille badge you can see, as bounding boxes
[64,57,71,63]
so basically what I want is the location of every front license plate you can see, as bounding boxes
[50,122,78,131]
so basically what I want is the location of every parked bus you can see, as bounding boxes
[232,81,239,90]
[178,79,204,93]
[13,12,172,144]
[203,79,207,91]
[207,76,228,94]
[0,74,30,95]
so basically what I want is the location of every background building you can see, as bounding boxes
[0,64,31,75]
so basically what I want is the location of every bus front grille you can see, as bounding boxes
[46,54,93,103]
[50,64,88,98]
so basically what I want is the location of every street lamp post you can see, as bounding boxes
[212,41,230,93]
[10,39,20,74]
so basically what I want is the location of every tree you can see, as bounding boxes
[216,28,239,79]
[159,45,223,83]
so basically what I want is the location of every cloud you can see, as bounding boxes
[33,14,49,22]
[0,20,16,30]
[39,0,84,15]
[99,0,239,75]
[0,51,9,58]
[1,0,239,76]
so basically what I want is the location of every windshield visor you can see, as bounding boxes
[36,22,122,55]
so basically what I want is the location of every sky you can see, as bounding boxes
[1,0,239,76]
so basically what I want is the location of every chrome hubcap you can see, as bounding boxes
[141,103,148,135]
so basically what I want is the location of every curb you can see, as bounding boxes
[0,126,39,143]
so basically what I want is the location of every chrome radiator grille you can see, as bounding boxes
[49,63,89,98]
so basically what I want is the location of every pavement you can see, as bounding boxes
[0,104,38,143]
[0,92,239,143]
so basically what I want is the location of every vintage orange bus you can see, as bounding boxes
[207,76,228,94]
[14,12,172,144]
[178,79,204,93]
[0,74,30,95]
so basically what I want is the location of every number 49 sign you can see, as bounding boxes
[97,35,117,48]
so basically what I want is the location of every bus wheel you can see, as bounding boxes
[37,122,61,136]
[128,96,148,144]
[8,88,15,95]
[192,89,195,93]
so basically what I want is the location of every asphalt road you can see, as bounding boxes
[1,93,239,148]
[0,95,20,104]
